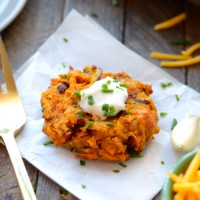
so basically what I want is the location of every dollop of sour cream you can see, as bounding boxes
[171,115,200,152]
[80,77,128,118]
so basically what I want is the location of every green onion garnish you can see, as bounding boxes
[90,12,98,18]
[125,110,130,115]
[107,80,111,84]
[102,103,109,112]
[77,112,84,119]
[43,141,54,146]
[82,184,86,189]
[85,121,94,129]
[61,74,67,79]
[113,169,120,173]
[129,152,143,158]
[171,118,178,131]
[60,188,69,195]
[119,162,127,168]
[88,95,95,105]
[161,161,165,165]
[119,83,128,88]
[102,104,117,117]
[170,40,192,45]
[74,91,81,99]
[101,83,114,93]
[175,94,180,101]
[113,79,118,82]
[63,38,68,42]
[106,123,114,127]
[160,112,168,117]
[160,82,173,89]
[80,160,86,166]
[62,63,66,68]
[112,0,120,6]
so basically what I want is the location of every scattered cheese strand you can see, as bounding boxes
[182,42,200,56]
[168,150,200,199]
[184,150,200,182]
[161,55,200,67]
[154,13,187,31]
[150,52,190,60]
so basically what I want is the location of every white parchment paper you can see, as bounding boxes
[14,10,200,200]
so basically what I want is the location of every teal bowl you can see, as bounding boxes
[162,149,199,200]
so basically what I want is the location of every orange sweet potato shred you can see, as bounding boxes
[40,66,160,161]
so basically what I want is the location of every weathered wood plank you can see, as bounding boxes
[0,143,38,200]
[125,0,185,83]
[1,0,65,199]
[185,1,200,92]
[64,0,125,40]
[36,172,60,200]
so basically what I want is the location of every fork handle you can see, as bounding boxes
[1,132,37,200]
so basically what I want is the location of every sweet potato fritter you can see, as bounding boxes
[41,66,160,161]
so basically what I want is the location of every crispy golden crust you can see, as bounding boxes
[41,66,160,161]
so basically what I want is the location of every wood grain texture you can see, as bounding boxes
[65,0,125,40]
[125,0,186,83]
[0,143,37,200]
[185,1,200,92]
[36,172,60,200]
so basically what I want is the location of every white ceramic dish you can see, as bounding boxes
[0,0,27,32]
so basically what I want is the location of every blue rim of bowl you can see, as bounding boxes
[162,149,199,200]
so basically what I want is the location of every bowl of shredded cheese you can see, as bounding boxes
[162,149,200,200]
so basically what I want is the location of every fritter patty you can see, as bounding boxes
[41,66,160,161]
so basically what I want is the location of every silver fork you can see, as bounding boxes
[0,36,37,200]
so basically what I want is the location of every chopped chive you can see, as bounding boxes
[102,89,114,93]
[33,183,37,193]
[80,160,86,166]
[170,40,192,45]
[119,162,127,168]
[43,141,54,146]
[125,110,130,115]
[101,83,114,93]
[82,184,86,189]
[116,86,123,90]
[160,82,173,89]
[61,74,67,79]
[161,160,165,165]
[62,63,66,68]
[112,0,120,6]
[107,80,111,84]
[77,112,84,119]
[88,95,95,105]
[119,83,128,88]
[90,12,98,18]
[60,188,69,195]
[113,169,120,173]
[102,104,109,112]
[106,123,114,127]
[63,38,68,42]
[74,91,81,99]
[175,94,180,101]
[171,118,178,131]
[129,152,143,158]
[113,79,118,82]
[85,121,94,129]
[160,112,168,117]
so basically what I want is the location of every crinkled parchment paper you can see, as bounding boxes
[14,10,200,200]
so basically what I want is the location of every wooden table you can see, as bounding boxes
[1,0,200,199]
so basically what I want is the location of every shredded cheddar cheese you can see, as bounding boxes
[150,52,190,61]
[154,13,187,31]
[160,55,200,67]
[168,150,200,199]
[182,42,200,56]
